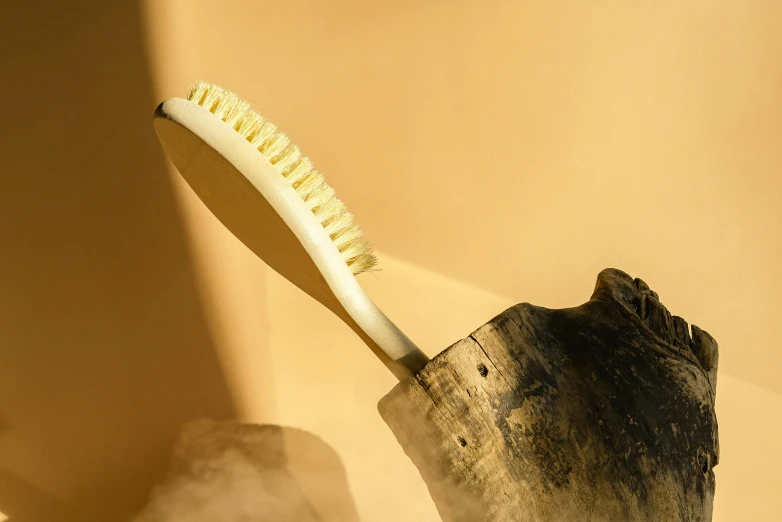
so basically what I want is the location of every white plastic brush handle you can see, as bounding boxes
[154,98,429,380]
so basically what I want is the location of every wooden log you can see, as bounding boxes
[378,268,719,522]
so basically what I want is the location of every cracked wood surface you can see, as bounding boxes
[378,268,719,522]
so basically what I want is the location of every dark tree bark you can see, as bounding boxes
[378,268,719,521]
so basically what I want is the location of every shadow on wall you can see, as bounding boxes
[135,419,361,522]
[0,2,246,520]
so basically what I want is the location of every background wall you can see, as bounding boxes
[0,3,237,521]
[1,0,780,520]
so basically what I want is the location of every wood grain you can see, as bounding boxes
[379,268,719,521]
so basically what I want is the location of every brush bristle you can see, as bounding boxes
[186,80,378,275]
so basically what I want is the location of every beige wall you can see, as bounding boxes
[141,0,782,519]
[142,0,782,519]
[0,0,779,520]
[145,0,782,392]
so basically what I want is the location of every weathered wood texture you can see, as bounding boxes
[378,269,719,521]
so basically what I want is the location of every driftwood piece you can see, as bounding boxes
[378,269,719,521]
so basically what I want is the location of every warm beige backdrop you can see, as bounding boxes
[1,0,780,521]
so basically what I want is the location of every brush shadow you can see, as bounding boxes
[0,2,245,520]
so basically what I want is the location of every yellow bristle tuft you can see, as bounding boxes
[186,81,378,275]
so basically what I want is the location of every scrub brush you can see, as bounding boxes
[153,81,429,380]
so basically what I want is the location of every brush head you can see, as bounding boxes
[186,80,378,275]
